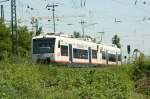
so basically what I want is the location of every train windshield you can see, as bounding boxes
[33,38,55,54]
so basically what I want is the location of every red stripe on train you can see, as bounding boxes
[48,60,100,65]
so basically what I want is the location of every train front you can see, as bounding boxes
[32,35,56,63]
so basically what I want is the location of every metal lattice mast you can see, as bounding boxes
[11,0,18,56]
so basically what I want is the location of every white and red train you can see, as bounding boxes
[32,33,122,66]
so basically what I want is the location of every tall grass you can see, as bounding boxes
[0,58,148,99]
[130,54,150,98]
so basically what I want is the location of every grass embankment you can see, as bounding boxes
[0,59,149,99]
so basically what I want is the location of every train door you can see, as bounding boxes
[69,44,73,63]
[88,47,92,64]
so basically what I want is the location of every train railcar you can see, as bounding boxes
[32,33,122,66]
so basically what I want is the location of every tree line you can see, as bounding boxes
[0,21,121,60]
[0,22,34,60]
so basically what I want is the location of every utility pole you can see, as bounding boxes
[31,17,39,36]
[98,32,105,43]
[79,20,87,38]
[0,5,4,24]
[46,2,59,33]
[35,19,38,35]
[11,0,18,56]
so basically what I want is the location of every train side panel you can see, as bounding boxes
[32,34,122,66]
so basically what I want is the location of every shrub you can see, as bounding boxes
[131,53,150,97]
[0,60,134,99]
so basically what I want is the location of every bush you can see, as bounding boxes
[0,23,32,61]
[131,53,150,97]
[0,61,134,99]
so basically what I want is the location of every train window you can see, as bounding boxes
[73,48,88,59]
[108,53,116,62]
[61,45,68,56]
[33,38,55,54]
[58,40,60,48]
[102,51,106,59]
[92,50,97,59]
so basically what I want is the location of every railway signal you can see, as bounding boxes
[124,56,127,64]
[127,45,131,64]
[127,45,131,54]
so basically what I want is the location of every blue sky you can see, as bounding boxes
[1,0,150,56]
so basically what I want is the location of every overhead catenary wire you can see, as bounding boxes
[110,0,150,14]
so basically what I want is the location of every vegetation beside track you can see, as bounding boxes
[0,57,149,99]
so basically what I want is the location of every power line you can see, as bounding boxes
[110,0,150,14]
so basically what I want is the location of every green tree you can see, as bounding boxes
[112,34,121,48]
[73,31,81,38]
[18,26,32,57]
[0,23,33,60]
[0,23,11,60]
[85,35,96,43]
